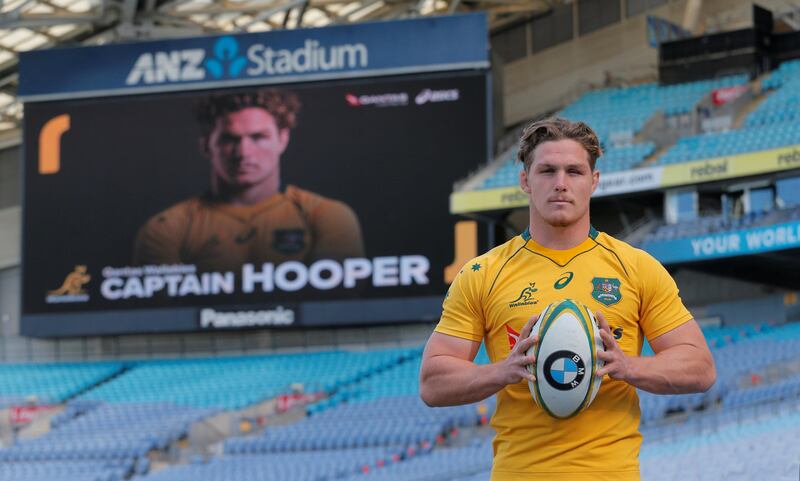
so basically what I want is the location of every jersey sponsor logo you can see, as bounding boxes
[509,282,539,308]
[506,324,520,349]
[272,229,306,254]
[46,265,91,304]
[543,350,586,391]
[613,326,623,340]
[554,272,574,290]
[591,277,622,306]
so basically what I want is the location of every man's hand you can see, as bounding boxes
[496,315,539,385]
[595,311,633,382]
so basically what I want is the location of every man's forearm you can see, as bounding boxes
[626,344,716,394]
[420,356,509,407]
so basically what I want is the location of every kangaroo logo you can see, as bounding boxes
[49,265,90,296]
[509,282,539,308]
[46,265,91,304]
[205,36,247,79]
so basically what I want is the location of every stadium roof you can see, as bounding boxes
[0,0,552,137]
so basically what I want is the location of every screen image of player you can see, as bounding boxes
[22,71,488,319]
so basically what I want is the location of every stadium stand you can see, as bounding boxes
[224,395,482,453]
[640,398,800,481]
[479,74,749,189]
[0,459,132,481]
[77,348,417,410]
[0,348,422,480]
[639,321,800,423]
[337,440,494,481]
[0,362,123,408]
[323,321,800,481]
[481,141,657,190]
[641,205,800,245]
[656,63,800,166]
[745,80,800,128]
[0,402,213,461]
[656,121,800,165]
[138,346,495,480]
[558,75,748,141]
[759,58,800,91]
[141,447,405,481]
[0,320,798,481]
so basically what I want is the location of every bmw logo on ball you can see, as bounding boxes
[543,350,586,391]
[526,299,604,419]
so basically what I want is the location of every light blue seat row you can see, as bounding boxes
[0,362,123,406]
[337,439,493,481]
[656,74,800,166]
[140,448,400,481]
[479,142,656,190]
[78,347,418,410]
[747,75,800,127]
[0,402,214,463]
[561,75,748,144]
[640,397,800,481]
[760,58,800,91]
[0,459,132,481]
[656,121,800,165]
[479,75,748,190]
[638,321,800,423]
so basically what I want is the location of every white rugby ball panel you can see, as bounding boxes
[525,299,605,419]
[536,308,593,418]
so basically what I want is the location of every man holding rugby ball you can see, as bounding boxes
[420,118,715,481]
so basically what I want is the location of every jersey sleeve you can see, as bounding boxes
[287,185,365,260]
[637,251,694,341]
[132,206,188,265]
[434,257,487,342]
[308,199,365,260]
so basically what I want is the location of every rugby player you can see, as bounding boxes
[419,118,716,481]
[134,89,364,272]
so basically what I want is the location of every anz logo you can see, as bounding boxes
[126,36,244,85]
[126,34,369,86]
[205,36,247,79]
[125,47,206,86]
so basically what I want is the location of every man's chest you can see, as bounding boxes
[183,207,314,267]
[483,258,641,361]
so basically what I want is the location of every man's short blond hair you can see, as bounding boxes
[517,118,603,172]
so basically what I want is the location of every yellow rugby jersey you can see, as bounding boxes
[133,185,364,272]
[436,226,693,481]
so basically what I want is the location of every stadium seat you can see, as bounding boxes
[478,75,747,189]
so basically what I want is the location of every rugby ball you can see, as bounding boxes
[525,299,605,419]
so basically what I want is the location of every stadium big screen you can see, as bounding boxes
[19,14,490,336]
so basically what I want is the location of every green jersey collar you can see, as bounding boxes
[521,225,599,241]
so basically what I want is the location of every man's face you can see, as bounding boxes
[519,138,599,228]
[206,107,290,188]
